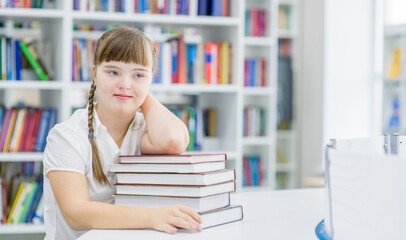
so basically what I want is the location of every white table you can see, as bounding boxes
[78,188,324,240]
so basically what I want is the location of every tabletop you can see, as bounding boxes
[78,188,325,240]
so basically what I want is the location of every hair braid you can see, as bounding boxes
[88,82,109,185]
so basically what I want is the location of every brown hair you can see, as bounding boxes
[88,26,157,185]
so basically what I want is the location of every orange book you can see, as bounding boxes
[9,108,27,152]
[205,42,212,84]
[3,109,18,152]
[177,35,187,84]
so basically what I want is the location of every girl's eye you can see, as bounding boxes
[109,71,118,76]
[135,73,144,78]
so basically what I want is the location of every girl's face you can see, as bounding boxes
[94,61,152,118]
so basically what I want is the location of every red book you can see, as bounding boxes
[171,40,179,83]
[177,35,187,84]
[205,42,212,84]
[217,42,221,84]
[243,157,252,186]
[19,109,34,152]
[28,109,43,152]
[222,0,229,16]
[251,8,258,37]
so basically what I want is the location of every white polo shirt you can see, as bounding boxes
[43,106,146,240]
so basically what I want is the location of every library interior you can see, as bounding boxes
[0,0,404,239]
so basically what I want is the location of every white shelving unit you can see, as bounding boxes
[382,24,406,134]
[0,0,295,236]
[275,0,300,189]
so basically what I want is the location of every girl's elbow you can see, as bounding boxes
[165,134,189,154]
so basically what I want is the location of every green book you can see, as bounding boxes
[18,181,38,223]
[19,42,49,81]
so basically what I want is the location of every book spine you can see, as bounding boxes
[19,42,49,81]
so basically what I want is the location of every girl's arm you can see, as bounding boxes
[140,93,189,154]
[48,171,201,233]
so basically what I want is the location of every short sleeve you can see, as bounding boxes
[43,125,89,177]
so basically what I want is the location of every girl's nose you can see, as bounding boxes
[118,76,131,89]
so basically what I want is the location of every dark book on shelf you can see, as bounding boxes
[277,57,293,129]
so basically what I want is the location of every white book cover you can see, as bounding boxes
[110,161,226,173]
[115,180,235,197]
[115,169,235,185]
[114,192,230,212]
[200,205,243,229]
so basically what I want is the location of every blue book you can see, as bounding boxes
[15,39,21,81]
[6,38,12,80]
[0,107,5,134]
[198,0,209,15]
[249,156,259,186]
[187,45,196,83]
[212,0,221,16]
[43,108,57,150]
[101,0,109,11]
[249,59,256,86]
[34,109,51,152]
[25,177,44,223]
[171,40,178,83]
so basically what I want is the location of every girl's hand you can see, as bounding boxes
[149,204,202,233]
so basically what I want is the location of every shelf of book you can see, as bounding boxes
[244,37,275,46]
[276,163,295,172]
[243,87,275,95]
[277,129,297,139]
[0,81,64,90]
[71,12,240,26]
[0,9,63,18]
[278,29,295,39]
[0,152,43,162]
[0,223,45,234]
[242,137,273,146]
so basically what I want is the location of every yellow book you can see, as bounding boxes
[3,109,18,153]
[220,42,230,84]
[389,48,402,79]
[9,108,27,153]
[7,182,25,224]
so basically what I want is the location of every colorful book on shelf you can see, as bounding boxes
[389,48,402,79]
[34,108,52,152]
[18,181,38,223]
[7,182,26,223]
[114,192,231,213]
[25,177,44,223]
[8,108,27,152]
[200,205,243,229]
[115,180,235,197]
[115,169,235,186]
[18,41,50,81]
[1,179,7,224]
[118,153,227,164]
[2,108,18,153]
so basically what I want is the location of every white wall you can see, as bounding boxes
[323,0,375,143]
[300,0,378,182]
[300,0,325,181]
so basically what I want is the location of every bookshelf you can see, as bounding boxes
[0,0,300,236]
[382,24,406,134]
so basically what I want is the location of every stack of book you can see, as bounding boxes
[110,153,243,229]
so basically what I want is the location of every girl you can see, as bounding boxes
[43,26,201,240]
